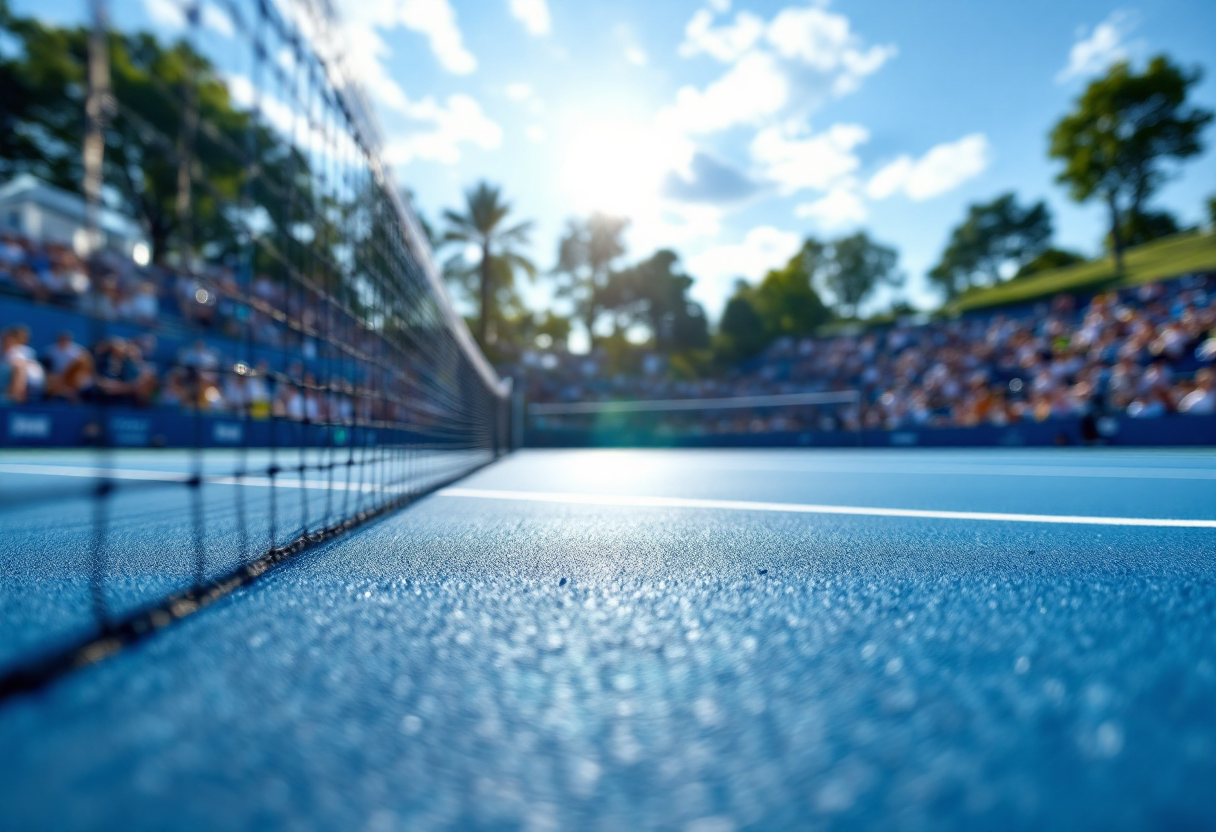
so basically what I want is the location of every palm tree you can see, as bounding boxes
[442,182,536,346]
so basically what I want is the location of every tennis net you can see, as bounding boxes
[0,0,510,694]
[525,391,863,446]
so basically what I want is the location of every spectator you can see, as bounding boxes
[2,324,45,402]
[43,331,94,401]
[94,338,156,406]
[1178,369,1216,415]
[119,282,160,325]
[179,339,219,371]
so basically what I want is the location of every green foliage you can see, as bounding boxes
[0,4,85,190]
[601,250,709,352]
[1049,55,1212,270]
[1114,209,1183,248]
[751,240,833,337]
[1208,195,1216,232]
[441,181,535,347]
[929,192,1053,299]
[0,12,264,262]
[551,213,629,347]
[666,349,715,381]
[952,230,1216,313]
[532,311,571,344]
[1015,247,1086,279]
[822,231,902,317]
[714,288,768,363]
[714,241,833,362]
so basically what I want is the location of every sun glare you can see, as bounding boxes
[559,121,686,217]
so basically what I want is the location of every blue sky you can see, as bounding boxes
[15,0,1216,339]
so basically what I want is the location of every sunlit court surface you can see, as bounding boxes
[4,0,1216,827]
[3,447,1216,829]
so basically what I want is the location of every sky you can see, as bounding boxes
[14,0,1216,344]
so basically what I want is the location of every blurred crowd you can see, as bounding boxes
[1,228,336,343]
[518,272,1216,435]
[6,223,1216,436]
[0,321,372,423]
[0,229,421,426]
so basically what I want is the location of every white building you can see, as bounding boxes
[0,174,145,257]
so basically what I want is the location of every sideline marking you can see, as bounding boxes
[437,487,1216,529]
[670,461,1216,481]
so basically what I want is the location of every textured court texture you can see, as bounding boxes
[3,448,1216,832]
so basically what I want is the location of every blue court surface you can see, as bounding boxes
[3,448,1216,831]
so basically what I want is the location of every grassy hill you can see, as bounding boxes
[947,231,1216,314]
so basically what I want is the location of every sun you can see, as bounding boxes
[559,120,686,217]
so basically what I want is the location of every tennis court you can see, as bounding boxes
[3,447,1215,830]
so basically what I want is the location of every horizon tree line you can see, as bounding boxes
[436,52,1212,364]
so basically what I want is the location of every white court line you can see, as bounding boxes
[664,462,1216,481]
[437,487,1216,529]
[515,452,1216,481]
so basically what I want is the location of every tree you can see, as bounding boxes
[751,240,833,338]
[441,181,535,346]
[715,286,768,363]
[1115,209,1181,248]
[1015,247,1086,279]
[714,240,832,362]
[601,250,709,352]
[1050,56,1212,272]
[532,311,572,348]
[552,213,629,348]
[0,10,294,264]
[821,231,901,318]
[0,2,82,190]
[1207,194,1216,232]
[929,193,1053,299]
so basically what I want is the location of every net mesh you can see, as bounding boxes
[525,392,862,446]
[0,0,510,693]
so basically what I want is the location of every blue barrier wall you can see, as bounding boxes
[0,404,445,449]
[2,405,1212,451]
[525,414,1216,449]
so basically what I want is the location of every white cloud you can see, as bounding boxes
[612,24,649,67]
[141,0,235,37]
[686,226,803,316]
[866,134,991,201]
[678,9,766,62]
[506,82,534,101]
[766,6,896,96]
[338,0,475,78]
[670,3,894,136]
[795,185,867,229]
[510,0,552,37]
[333,21,414,113]
[625,45,649,67]
[397,0,477,74]
[526,125,547,142]
[864,156,912,200]
[1057,11,1134,83]
[750,122,869,194]
[142,0,186,29]
[227,73,350,161]
[320,2,500,165]
[383,94,503,165]
[659,52,789,134]
[201,4,235,37]
[505,82,544,116]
